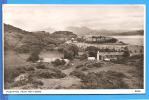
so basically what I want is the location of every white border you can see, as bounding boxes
[3,89,145,94]
[2,4,146,94]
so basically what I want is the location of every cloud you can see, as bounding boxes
[3,5,145,31]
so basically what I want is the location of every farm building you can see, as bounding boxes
[97,51,124,61]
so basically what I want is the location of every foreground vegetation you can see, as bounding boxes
[4,53,144,89]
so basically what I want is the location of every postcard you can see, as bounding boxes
[2,4,146,94]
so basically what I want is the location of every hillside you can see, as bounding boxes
[4,24,34,50]
[4,24,61,53]
[4,24,78,53]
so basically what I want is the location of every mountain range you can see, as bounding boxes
[65,26,144,36]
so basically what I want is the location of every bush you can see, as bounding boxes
[11,73,30,87]
[80,71,129,89]
[80,54,88,60]
[69,70,85,79]
[16,66,35,72]
[33,80,43,86]
[76,64,84,69]
[12,74,44,88]
[75,61,102,71]
[12,80,28,87]
[92,62,102,68]
[38,71,54,78]
[49,68,62,74]
[52,59,66,66]
[36,63,47,69]
[27,53,40,63]
[4,65,35,83]
[37,68,66,79]
[25,66,35,71]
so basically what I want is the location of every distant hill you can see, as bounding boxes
[38,27,55,33]
[66,26,144,36]
[112,30,144,36]
[66,26,96,36]
[50,31,77,40]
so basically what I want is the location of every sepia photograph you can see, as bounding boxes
[3,4,145,94]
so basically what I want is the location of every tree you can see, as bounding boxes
[140,49,143,53]
[77,37,85,42]
[27,45,41,63]
[123,47,130,58]
[80,53,88,60]
[64,50,74,60]
[63,44,79,60]
[85,46,98,57]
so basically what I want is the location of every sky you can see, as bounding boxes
[3,5,145,32]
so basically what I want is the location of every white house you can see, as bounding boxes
[88,57,96,61]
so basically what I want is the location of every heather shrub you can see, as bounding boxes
[69,70,85,79]
[37,68,66,79]
[80,71,129,89]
